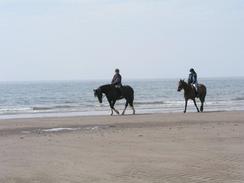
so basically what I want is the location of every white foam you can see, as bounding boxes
[84,126,99,130]
[42,128,79,132]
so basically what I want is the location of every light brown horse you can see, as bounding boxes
[177,80,207,113]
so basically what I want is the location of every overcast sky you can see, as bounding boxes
[0,0,243,81]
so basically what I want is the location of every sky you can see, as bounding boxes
[0,0,243,81]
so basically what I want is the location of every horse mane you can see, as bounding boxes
[99,84,113,93]
[180,79,190,88]
[100,84,112,89]
[180,79,186,84]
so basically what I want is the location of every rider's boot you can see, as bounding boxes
[193,84,199,97]
[195,88,199,97]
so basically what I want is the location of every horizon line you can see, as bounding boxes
[0,76,244,83]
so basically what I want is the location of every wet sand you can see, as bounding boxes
[0,111,244,183]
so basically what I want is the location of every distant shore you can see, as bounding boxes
[0,111,244,183]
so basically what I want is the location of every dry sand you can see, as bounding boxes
[0,111,243,183]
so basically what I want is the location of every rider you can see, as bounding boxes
[188,68,199,96]
[111,68,122,96]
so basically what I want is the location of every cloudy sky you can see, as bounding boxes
[0,0,243,81]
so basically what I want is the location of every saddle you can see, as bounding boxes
[114,85,123,98]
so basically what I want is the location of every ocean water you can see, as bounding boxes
[0,78,244,119]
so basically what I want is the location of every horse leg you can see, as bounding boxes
[113,108,120,115]
[112,101,120,115]
[112,107,119,115]
[109,101,119,115]
[130,103,135,115]
[184,99,188,113]
[110,108,114,116]
[193,99,200,112]
[132,106,135,115]
[200,97,205,112]
[122,101,129,115]
[127,99,135,115]
[200,103,203,112]
[109,101,114,116]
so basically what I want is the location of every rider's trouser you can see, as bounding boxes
[193,83,198,92]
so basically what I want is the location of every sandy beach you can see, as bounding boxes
[0,111,243,183]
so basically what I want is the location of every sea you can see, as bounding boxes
[0,78,244,119]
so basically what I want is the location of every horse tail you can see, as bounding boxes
[124,85,134,104]
[131,87,134,100]
[129,86,135,101]
[200,84,207,104]
[130,87,135,107]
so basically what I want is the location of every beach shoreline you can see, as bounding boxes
[1,108,244,120]
[0,111,244,183]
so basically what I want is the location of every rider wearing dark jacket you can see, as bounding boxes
[111,69,122,86]
[188,68,198,94]
[188,68,198,85]
[111,69,122,97]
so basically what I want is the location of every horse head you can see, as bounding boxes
[94,88,103,103]
[177,79,186,92]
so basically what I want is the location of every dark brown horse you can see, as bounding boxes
[94,84,135,116]
[177,80,207,113]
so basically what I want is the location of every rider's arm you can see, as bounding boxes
[188,74,192,84]
[111,75,116,84]
[193,73,197,84]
